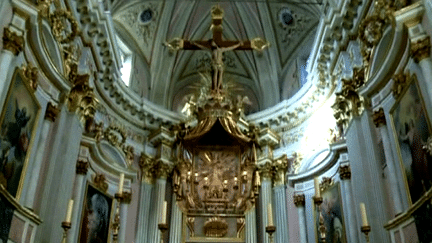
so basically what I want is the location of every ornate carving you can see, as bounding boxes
[104,125,127,148]
[139,153,155,183]
[320,177,334,191]
[392,73,409,99]
[93,174,108,192]
[204,217,228,237]
[2,27,24,55]
[49,9,80,44]
[63,44,79,81]
[120,191,132,204]
[21,64,38,91]
[288,152,303,174]
[293,194,305,207]
[186,217,195,237]
[154,161,174,179]
[45,102,60,122]
[237,217,245,238]
[411,37,431,63]
[372,108,386,127]
[339,164,352,180]
[76,160,89,175]
[123,145,134,168]
[273,154,288,186]
[257,162,273,179]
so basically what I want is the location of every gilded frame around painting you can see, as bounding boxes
[79,183,114,243]
[0,68,40,200]
[314,181,347,243]
[390,74,432,205]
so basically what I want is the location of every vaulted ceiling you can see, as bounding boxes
[110,0,321,115]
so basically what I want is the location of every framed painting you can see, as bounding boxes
[390,74,432,204]
[0,68,40,199]
[315,181,347,243]
[79,183,114,243]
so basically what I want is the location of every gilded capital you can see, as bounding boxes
[21,64,38,91]
[411,37,431,63]
[76,160,89,175]
[155,161,174,179]
[293,194,305,207]
[273,155,288,186]
[339,164,351,180]
[257,162,272,179]
[45,102,60,122]
[372,108,386,127]
[120,191,132,204]
[93,173,108,192]
[139,153,155,183]
[2,27,24,55]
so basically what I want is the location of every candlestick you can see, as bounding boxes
[360,203,369,226]
[266,225,276,243]
[65,199,74,223]
[118,173,124,194]
[267,203,274,226]
[361,225,371,243]
[161,201,167,224]
[194,172,199,184]
[314,177,320,198]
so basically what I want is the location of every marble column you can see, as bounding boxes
[68,160,89,243]
[135,154,155,242]
[372,109,403,214]
[118,192,132,243]
[293,194,307,243]
[0,27,24,108]
[24,102,60,208]
[245,207,258,243]
[149,177,167,243]
[169,196,183,243]
[339,164,359,243]
[260,176,273,243]
[273,185,289,243]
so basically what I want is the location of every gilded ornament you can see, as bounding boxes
[273,154,288,186]
[288,152,303,174]
[339,164,351,180]
[21,64,38,91]
[319,177,333,191]
[257,162,273,179]
[120,191,132,204]
[293,194,305,207]
[44,102,60,122]
[391,73,409,98]
[204,217,228,237]
[76,160,89,175]
[372,108,386,127]
[411,37,431,63]
[2,27,24,56]
[186,217,195,237]
[123,145,134,167]
[93,173,108,192]
[139,153,155,183]
[103,125,127,148]
[49,9,80,44]
[63,44,79,81]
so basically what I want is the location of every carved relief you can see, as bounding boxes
[21,64,38,91]
[372,108,386,127]
[339,164,351,180]
[2,27,24,55]
[48,9,80,44]
[139,153,155,183]
[411,36,431,63]
[391,73,409,99]
[76,160,89,175]
[93,173,108,192]
[204,217,228,237]
[293,193,305,207]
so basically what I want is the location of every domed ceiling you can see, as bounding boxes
[110,0,321,115]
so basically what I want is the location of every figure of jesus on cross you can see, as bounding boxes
[165,5,269,95]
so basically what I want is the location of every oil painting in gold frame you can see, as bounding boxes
[0,68,40,199]
[314,182,347,243]
[390,74,432,205]
[79,183,114,243]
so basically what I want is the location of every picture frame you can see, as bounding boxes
[314,181,347,243]
[79,183,114,243]
[390,74,432,205]
[0,68,41,199]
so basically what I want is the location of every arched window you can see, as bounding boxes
[116,35,133,86]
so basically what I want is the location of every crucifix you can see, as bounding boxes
[165,5,269,94]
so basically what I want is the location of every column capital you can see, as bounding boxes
[120,191,132,204]
[273,154,289,186]
[293,194,305,207]
[76,160,89,175]
[139,153,155,183]
[339,164,351,180]
[257,162,272,179]
[372,108,386,127]
[45,102,60,122]
[2,27,24,55]
[154,161,174,179]
[411,36,431,63]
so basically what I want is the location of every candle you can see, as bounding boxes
[195,172,199,183]
[314,177,320,198]
[360,203,369,226]
[118,173,124,194]
[161,201,167,224]
[65,199,74,223]
[267,203,274,226]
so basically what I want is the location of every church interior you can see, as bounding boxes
[1,0,432,242]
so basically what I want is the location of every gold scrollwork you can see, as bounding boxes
[186,217,195,237]
[391,73,409,99]
[411,37,431,63]
[93,173,108,192]
[319,177,334,191]
[273,154,288,186]
[21,64,38,91]
[372,108,386,127]
[339,164,351,180]
[2,27,24,56]
[293,194,305,207]
[139,153,156,183]
[204,217,228,237]
[49,9,80,44]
